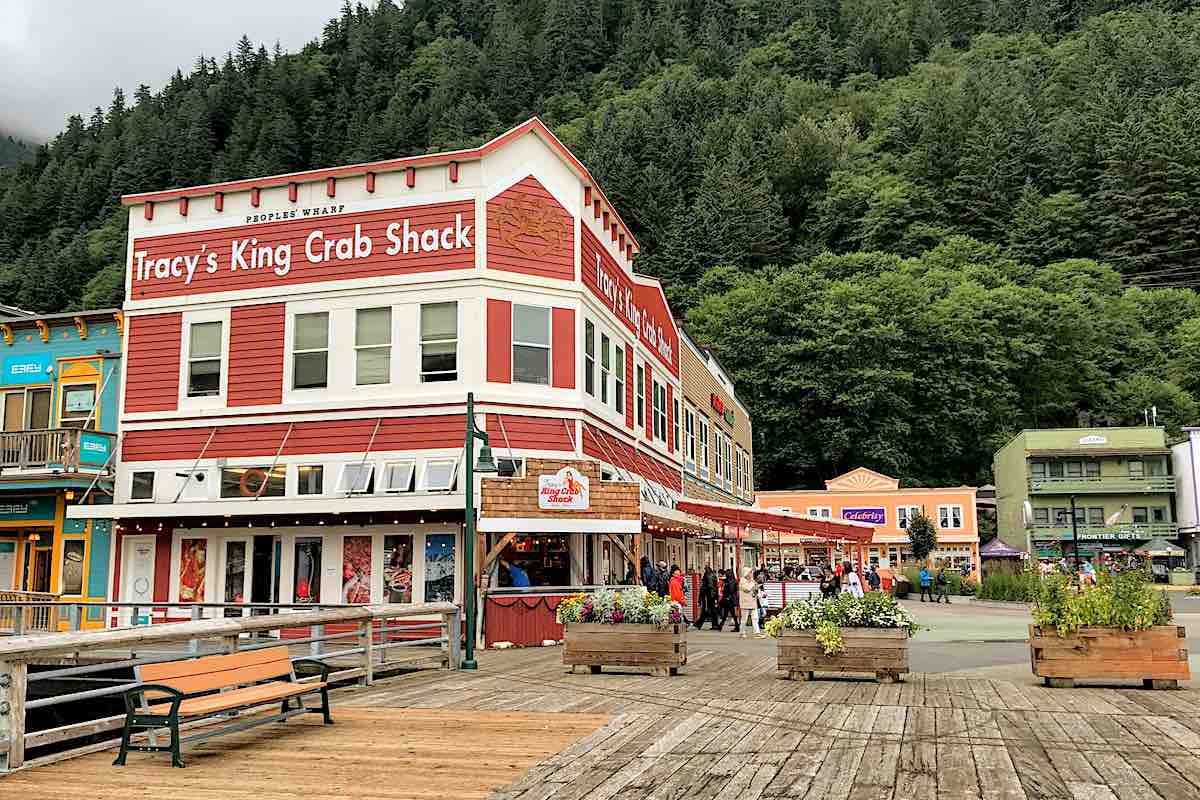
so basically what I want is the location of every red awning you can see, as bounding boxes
[674,499,875,544]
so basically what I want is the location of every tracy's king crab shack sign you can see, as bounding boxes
[538,467,591,511]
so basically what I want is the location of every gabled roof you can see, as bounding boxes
[825,468,899,492]
[119,117,640,252]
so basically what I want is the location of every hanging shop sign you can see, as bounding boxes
[129,200,475,299]
[78,432,113,467]
[841,507,886,526]
[2,353,53,385]
[0,497,56,521]
[710,393,735,426]
[538,466,591,511]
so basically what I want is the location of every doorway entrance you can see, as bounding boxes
[120,535,157,625]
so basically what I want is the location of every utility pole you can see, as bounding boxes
[461,392,497,670]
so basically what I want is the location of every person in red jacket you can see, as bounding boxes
[668,565,686,606]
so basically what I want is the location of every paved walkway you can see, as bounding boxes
[339,646,1200,800]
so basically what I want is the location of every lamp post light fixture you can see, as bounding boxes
[461,391,497,670]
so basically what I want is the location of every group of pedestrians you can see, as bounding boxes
[817,560,874,599]
[685,564,768,639]
[917,562,953,603]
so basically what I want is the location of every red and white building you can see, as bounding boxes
[68,119,698,620]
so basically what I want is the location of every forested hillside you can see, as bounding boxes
[2,0,1198,488]
[0,134,34,167]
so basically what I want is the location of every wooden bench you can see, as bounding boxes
[113,646,332,768]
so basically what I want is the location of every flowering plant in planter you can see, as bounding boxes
[556,587,683,627]
[765,592,919,655]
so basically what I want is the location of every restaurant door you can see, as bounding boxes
[22,533,52,592]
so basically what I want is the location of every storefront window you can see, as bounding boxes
[60,539,85,595]
[499,534,569,587]
[221,466,286,498]
[293,537,322,604]
[224,540,247,607]
[180,539,207,602]
[342,535,372,603]
[424,534,456,602]
[383,535,413,602]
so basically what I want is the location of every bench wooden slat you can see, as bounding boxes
[138,647,293,696]
[154,680,326,717]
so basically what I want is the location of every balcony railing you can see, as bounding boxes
[1031,522,1178,541]
[1028,475,1174,494]
[0,427,116,474]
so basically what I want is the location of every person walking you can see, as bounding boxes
[738,566,762,638]
[844,564,864,598]
[695,565,720,630]
[640,556,656,592]
[866,565,882,592]
[719,569,740,632]
[668,565,686,610]
[919,565,933,602]
[935,563,950,604]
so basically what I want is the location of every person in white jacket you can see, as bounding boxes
[843,564,865,598]
[738,566,764,638]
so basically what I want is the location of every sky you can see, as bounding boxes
[0,1,345,141]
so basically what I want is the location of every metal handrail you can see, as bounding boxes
[0,601,462,772]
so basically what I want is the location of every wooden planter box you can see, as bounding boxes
[777,627,909,683]
[1029,625,1191,689]
[562,622,687,676]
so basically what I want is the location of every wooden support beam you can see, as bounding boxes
[483,532,519,574]
[605,533,637,569]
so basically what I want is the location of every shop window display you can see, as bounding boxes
[499,534,570,587]
[294,537,323,604]
[383,535,413,603]
[424,534,456,602]
[342,535,372,603]
[179,539,207,602]
[60,540,85,595]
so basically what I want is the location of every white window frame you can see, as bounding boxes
[178,308,230,409]
[897,505,922,530]
[684,405,697,470]
[382,460,416,493]
[291,311,330,391]
[355,306,392,386]
[512,304,551,385]
[698,417,710,478]
[614,345,625,414]
[652,380,666,441]
[635,363,645,429]
[807,506,832,518]
[130,470,156,503]
[296,464,325,496]
[337,463,374,494]
[419,301,458,383]
[584,318,596,397]
[672,396,680,453]
[600,332,610,405]
[937,504,964,530]
[423,458,459,491]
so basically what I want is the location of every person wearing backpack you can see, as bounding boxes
[935,563,951,604]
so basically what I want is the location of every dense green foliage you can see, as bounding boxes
[976,562,1039,601]
[0,134,34,167]
[3,0,1200,488]
[1033,567,1173,636]
[906,510,938,562]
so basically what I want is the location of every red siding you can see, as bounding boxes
[486,176,574,281]
[485,593,566,647]
[129,200,475,300]
[122,415,463,461]
[625,351,634,429]
[666,384,674,452]
[486,299,512,383]
[228,304,284,406]
[581,423,682,493]
[484,414,574,452]
[551,307,575,389]
[124,313,182,413]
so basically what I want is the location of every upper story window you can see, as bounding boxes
[220,466,285,498]
[1085,461,1100,478]
[635,363,645,427]
[807,507,832,518]
[614,346,625,414]
[1147,458,1167,476]
[1128,460,1144,477]
[714,431,724,480]
[187,321,222,397]
[382,460,416,493]
[512,305,550,385]
[652,380,666,441]
[698,416,710,477]
[583,319,595,396]
[896,505,921,529]
[297,465,324,495]
[1048,461,1064,478]
[3,387,51,432]
[684,405,697,469]
[937,504,964,529]
[423,459,458,491]
[600,333,611,405]
[337,463,374,494]
[130,471,155,502]
[1030,462,1046,478]
[59,385,96,429]
[420,302,458,382]
[293,312,329,390]
[673,397,680,453]
[355,307,391,386]
[1065,461,1082,477]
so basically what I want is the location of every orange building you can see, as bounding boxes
[755,468,980,577]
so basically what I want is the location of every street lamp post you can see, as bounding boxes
[462,391,497,670]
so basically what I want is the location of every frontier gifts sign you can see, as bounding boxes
[129,200,475,299]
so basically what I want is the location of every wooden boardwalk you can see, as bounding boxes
[8,645,1200,799]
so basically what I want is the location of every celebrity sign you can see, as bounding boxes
[841,508,886,525]
[538,467,590,511]
[129,200,475,299]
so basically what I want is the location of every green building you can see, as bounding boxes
[993,427,1176,558]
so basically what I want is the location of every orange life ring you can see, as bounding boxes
[239,467,269,497]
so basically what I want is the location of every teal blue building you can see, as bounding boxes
[0,308,121,626]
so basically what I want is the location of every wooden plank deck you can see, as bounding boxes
[7,645,1200,799]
